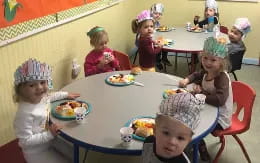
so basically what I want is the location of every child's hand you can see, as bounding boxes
[48,123,62,136]
[179,78,190,88]
[193,84,202,94]
[67,93,80,99]
[97,57,108,69]
[194,15,200,21]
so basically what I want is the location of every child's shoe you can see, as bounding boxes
[162,59,172,66]
[156,63,163,70]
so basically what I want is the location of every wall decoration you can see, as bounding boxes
[0,0,122,47]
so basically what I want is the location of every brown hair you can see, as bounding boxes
[87,26,109,47]
[131,19,155,34]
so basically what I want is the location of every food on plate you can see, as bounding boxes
[157,37,173,46]
[157,25,170,31]
[132,118,155,138]
[190,26,203,32]
[55,101,87,116]
[217,37,227,44]
[131,67,142,75]
[108,74,134,83]
[164,88,188,96]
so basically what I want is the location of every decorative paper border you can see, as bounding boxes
[0,0,122,47]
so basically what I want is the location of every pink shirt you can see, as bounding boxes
[84,48,120,76]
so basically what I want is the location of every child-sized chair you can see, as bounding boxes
[212,81,256,163]
[229,50,245,81]
[113,50,132,70]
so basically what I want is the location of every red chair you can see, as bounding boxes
[113,50,132,70]
[212,81,256,163]
[220,25,228,34]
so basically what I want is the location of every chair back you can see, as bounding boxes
[113,50,132,70]
[229,50,245,72]
[220,25,228,34]
[232,81,256,132]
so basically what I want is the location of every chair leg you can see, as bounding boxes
[213,136,225,163]
[233,135,251,163]
[133,50,138,64]
[174,52,178,71]
[232,71,238,81]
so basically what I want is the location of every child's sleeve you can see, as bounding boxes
[49,91,68,102]
[141,37,161,55]
[204,72,230,106]
[187,71,204,85]
[14,108,54,147]
[84,52,102,76]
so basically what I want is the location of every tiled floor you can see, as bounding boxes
[80,54,260,163]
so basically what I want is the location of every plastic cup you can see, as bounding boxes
[195,94,206,106]
[120,127,134,147]
[74,107,86,124]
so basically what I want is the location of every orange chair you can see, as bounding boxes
[212,81,256,163]
[113,50,132,70]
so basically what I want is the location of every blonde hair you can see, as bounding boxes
[87,26,109,47]
[199,52,230,72]
[131,19,154,34]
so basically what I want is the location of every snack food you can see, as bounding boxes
[131,67,142,75]
[157,25,171,32]
[164,88,188,96]
[190,26,203,33]
[55,101,88,116]
[132,118,155,138]
[108,74,134,83]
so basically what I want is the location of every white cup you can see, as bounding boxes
[195,94,206,106]
[120,127,134,147]
[74,107,86,124]
[186,22,191,31]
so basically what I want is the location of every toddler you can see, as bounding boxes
[142,92,201,163]
[150,3,172,70]
[179,37,233,161]
[84,26,120,76]
[227,18,251,73]
[131,10,163,72]
[194,0,219,28]
[13,58,80,163]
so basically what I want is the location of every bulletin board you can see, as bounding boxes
[0,0,122,47]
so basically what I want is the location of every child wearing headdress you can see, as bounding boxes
[13,59,80,163]
[194,0,219,28]
[142,92,201,163]
[179,37,233,161]
[84,26,120,76]
[131,10,163,72]
[150,3,172,70]
[227,18,251,72]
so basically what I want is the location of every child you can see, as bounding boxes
[227,18,251,72]
[13,58,80,163]
[179,37,233,161]
[194,0,219,28]
[131,10,163,72]
[84,26,120,76]
[150,3,172,70]
[142,92,201,163]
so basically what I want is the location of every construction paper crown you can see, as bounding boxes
[14,59,52,88]
[137,10,153,23]
[205,0,218,13]
[203,37,228,58]
[159,92,201,132]
[150,3,164,14]
[234,18,251,36]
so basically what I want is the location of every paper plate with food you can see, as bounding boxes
[163,88,188,99]
[157,37,174,47]
[125,116,155,141]
[188,26,203,33]
[156,26,173,32]
[51,100,92,120]
[105,74,135,86]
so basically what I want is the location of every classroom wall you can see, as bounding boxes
[0,0,259,145]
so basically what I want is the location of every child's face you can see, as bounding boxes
[18,80,48,104]
[201,55,223,73]
[205,8,215,17]
[139,20,154,36]
[94,36,108,51]
[228,26,243,43]
[152,12,162,21]
[155,116,192,158]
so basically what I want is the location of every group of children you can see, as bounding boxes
[13,0,252,163]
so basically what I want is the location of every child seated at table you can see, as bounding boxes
[227,18,251,73]
[142,92,201,163]
[194,0,219,28]
[150,3,172,70]
[84,26,120,76]
[131,10,163,72]
[13,58,80,163]
[179,37,233,161]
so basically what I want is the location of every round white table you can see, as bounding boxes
[51,71,218,163]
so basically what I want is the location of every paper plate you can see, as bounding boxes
[51,100,92,120]
[105,74,135,86]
